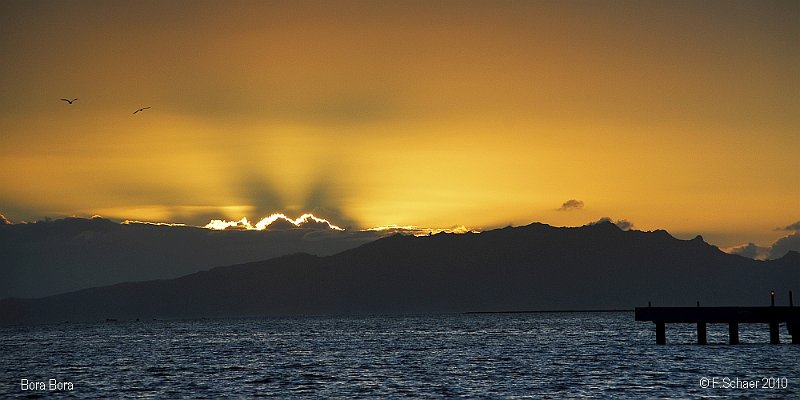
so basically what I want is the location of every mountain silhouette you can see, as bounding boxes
[1,221,797,325]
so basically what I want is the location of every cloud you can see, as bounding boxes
[779,221,800,231]
[121,220,188,227]
[259,214,343,231]
[726,243,770,260]
[723,221,800,260]
[557,199,584,211]
[296,218,339,230]
[205,213,344,231]
[0,213,11,225]
[589,217,635,231]
[0,215,379,298]
[768,231,800,260]
[591,217,613,225]
[264,218,303,230]
[366,225,474,236]
[614,219,634,231]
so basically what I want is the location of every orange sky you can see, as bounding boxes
[0,0,798,248]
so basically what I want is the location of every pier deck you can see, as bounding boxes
[635,306,800,344]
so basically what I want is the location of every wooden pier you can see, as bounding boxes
[636,291,800,345]
[635,305,800,344]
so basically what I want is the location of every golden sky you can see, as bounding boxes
[1,0,798,248]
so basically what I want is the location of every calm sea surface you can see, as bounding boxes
[1,312,798,398]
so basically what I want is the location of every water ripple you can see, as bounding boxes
[1,313,798,398]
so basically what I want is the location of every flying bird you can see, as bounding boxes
[60,98,78,104]
[133,107,151,114]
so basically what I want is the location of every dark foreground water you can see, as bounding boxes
[1,312,798,398]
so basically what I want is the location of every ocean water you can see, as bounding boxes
[1,312,798,398]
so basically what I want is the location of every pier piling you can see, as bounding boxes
[655,321,666,345]
[697,322,707,345]
[770,321,780,344]
[728,322,739,344]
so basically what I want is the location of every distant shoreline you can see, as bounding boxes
[466,309,632,314]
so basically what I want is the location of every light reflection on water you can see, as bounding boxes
[1,312,798,398]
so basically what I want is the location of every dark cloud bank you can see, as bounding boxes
[781,221,800,231]
[2,214,798,303]
[727,221,800,260]
[1,218,798,325]
[727,243,770,260]
[0,217,379,299]
[769,229,800,260]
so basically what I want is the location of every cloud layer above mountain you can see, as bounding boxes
[725,221,800,260]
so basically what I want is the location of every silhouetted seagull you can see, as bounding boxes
[60,98,78,104]
[133,107,151,114]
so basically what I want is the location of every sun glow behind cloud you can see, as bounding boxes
[0,1,797,249]
[366,224,475,237]
[121,220,189,227]
[204,213,344,231]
